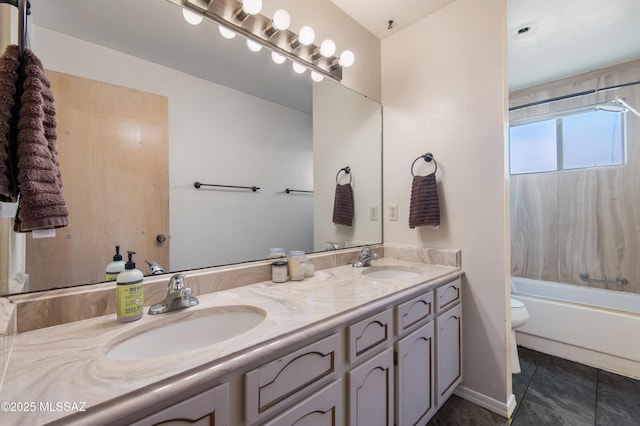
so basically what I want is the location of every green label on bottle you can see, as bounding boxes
[117,280,144,319]
[106,273,119,281]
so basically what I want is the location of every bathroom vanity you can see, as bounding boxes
[0,256,463,425]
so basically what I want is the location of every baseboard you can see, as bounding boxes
[453,386,516,419]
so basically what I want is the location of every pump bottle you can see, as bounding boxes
[106,245,126,281]
[116,251,144,322]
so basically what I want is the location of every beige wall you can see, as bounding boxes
[382,0,510,406]
[510,59,640,294]
[263,0,381,102]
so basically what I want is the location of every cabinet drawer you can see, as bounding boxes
[435,278,461,313]
[347,309,393,364]
[245,333,342,425]
[130,382,229,426]
[396,291,434,334]
[263,379,344,426]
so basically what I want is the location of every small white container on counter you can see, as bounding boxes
[287,251,306,281]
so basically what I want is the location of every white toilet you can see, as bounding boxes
[510,298,529,374]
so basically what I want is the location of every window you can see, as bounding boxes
[509,107,625,175]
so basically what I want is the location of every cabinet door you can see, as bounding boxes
[130,382,228,426]
[436,303,462,406]
[263,379,343,426]
[396,322,435,426]
[348,348,394,426]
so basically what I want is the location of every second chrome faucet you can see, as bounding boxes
[148,274,199,315]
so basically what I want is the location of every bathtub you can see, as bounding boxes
[511,277,640,379]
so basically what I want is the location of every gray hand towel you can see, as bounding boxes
[409,173,440,228]
[332,183,354,226]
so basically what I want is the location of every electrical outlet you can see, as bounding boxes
[369,206,378,221]
[389,205,398,221]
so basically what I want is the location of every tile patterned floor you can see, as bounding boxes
[427,347,640,425]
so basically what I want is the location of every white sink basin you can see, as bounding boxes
[104,306,266,360]
[361,266,424,280]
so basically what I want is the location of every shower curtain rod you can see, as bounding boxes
[509,80,640,112]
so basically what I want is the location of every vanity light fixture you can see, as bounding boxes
[311,71,324,82]
[247,39,263,52]
[271,51,286,64]
[182,7,203,25]
[339,50,355,68]
[173,0,350,82]
[264,9,291,37]
[218,25,236,39]
[292,62,306,74]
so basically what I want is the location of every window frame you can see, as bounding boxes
[509,104,627,175]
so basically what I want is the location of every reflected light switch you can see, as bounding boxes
[369,206,378,221]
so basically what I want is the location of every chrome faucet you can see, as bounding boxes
[148,274,199,315]
[352,245,380,268]
[145,260,165,275]
[326,241,340,250]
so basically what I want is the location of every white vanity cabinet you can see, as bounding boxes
[348,347,395,426]
[435,278,463,406]
[395,322,436,426]
[123,275,462,426]
[130,382,229,426]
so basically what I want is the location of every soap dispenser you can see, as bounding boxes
[106,245,126,281]
[116,251,144,323]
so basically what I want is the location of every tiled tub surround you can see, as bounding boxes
[0,250,462,424]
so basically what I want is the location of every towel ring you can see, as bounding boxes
[411,153,437,177]
[336,166,352,184]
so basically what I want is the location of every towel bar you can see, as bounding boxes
[411,152,437,176]
[336,166,352,184]
[194,182,260,192]
[579,274,628,286]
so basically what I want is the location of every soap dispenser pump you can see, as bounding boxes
[106,245,126,281]
[116,251,144,323]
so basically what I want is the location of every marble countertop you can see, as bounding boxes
[0,258,461,425]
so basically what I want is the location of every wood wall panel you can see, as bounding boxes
[25,71,169,291]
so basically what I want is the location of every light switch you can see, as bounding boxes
[389,205,398,221]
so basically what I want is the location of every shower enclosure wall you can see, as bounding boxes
[508,58,640,377]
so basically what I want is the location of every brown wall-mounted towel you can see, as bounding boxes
[0,45,21,202]
[409,173,440,228]
[332,183,354,226]
[14,48,69,232]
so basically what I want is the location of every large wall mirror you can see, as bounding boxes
[1,0,382,295]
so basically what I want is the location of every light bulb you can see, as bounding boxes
[292,62,306,74]
[319,39,336,57]
[311,71,324,82]
[219,25,236,40]
[247,39,262,52]
[242,0,262,15]
[271,51,286,64]
[339,50,355,67]
[272,9,291,31]
[298,26,315,46]
[182,8,203,25]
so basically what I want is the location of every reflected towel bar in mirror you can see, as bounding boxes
[194,182,260,192]
[285,188,313,194]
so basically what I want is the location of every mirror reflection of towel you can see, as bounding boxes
[409,173,440,228]
[332,183,353,226]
